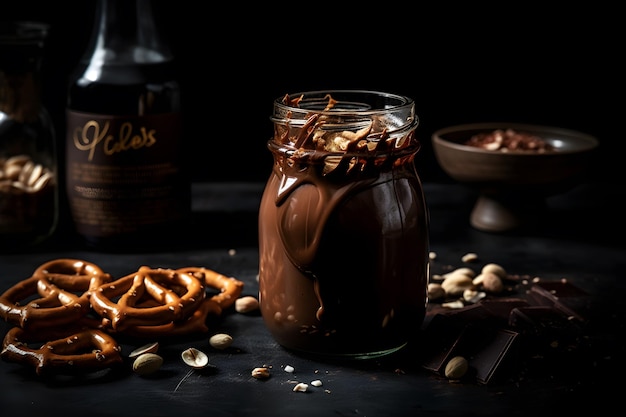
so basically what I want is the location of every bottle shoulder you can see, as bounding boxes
[68,59,180,86]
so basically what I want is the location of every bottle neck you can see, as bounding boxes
[84,0,173,66]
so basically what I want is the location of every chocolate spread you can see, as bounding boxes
[258,92,429,358]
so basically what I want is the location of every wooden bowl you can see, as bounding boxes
[432,123,599,232]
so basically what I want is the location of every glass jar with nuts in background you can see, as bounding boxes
[0,22,58,250]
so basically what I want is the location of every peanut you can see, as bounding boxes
[235,296,259,313]
[428,283,446,301]
[132,353,163,375]
[481,263,507,279]
[474,272,504,293]
[441,273,474,297]
[209,333,233,350]
[445,356,469,380]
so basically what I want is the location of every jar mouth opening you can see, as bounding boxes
[0,21,49,45]
[272,90,418,137]
[274,90,414,115]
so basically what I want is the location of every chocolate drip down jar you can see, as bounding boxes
[258,90,429,359]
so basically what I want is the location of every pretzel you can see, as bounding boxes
[0,260,245,375]
[177,267,244,310]
[1,326,122,375]
[89,266,206,332]
[110,268,244,337]
[114,298,223,338]
[0,259,110,331]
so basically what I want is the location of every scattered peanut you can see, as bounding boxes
[481,263,507,279]
[181,348,210,369]
[132,353,163,376]
[444,267,476,279]
[209,333,233,350]
[445,356,469,380]
[251,367,271,379]
[441,273,474,297]
[428,283,446,301]
[476,272,504,293]
[461,253,479,263]
[235,296,259,313]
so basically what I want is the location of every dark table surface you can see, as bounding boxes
[1,180,623,416]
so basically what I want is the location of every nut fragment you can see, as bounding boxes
[251,367,271,379]
[444,356,469,380]
[461,253,478,263]
[442,300,465,309]
[128,342,159,359]
[463,288,486,303]
[132,353,163,375]
[235,296,259,313]
[293,382,308,392]
[181,347,210,369]
[209,333,233,350]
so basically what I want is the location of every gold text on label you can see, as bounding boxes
[72,120,157,161]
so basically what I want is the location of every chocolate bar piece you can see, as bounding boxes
[469,328,519,384]
[420,282,589,384]
[509,305,584,353]
[527,281,590,322]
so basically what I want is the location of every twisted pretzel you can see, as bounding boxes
[89,266,206,332]
[0,259,109,330]
[110,267,244,337]
[177,266,244,310]
[1,327,122,375]
[116,297,223,338]
[0,260,246,374]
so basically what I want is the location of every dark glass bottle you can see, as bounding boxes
[65,0,189,250]
[0,21,58,250]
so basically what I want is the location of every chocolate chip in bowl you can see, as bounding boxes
[431,123,599,232]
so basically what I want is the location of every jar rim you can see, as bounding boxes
[0,21,49,46]
[274,90,414,115]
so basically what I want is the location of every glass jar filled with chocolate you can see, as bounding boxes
[258,90,429,359]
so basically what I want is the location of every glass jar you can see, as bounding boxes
[258,90,429,359]
[0,21,57,250]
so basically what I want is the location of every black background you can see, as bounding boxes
[3,1,621,184]
[1,4,624,414]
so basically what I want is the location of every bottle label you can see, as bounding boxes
[66,111,186,239]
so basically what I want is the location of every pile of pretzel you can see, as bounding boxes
[0,258,244,375]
